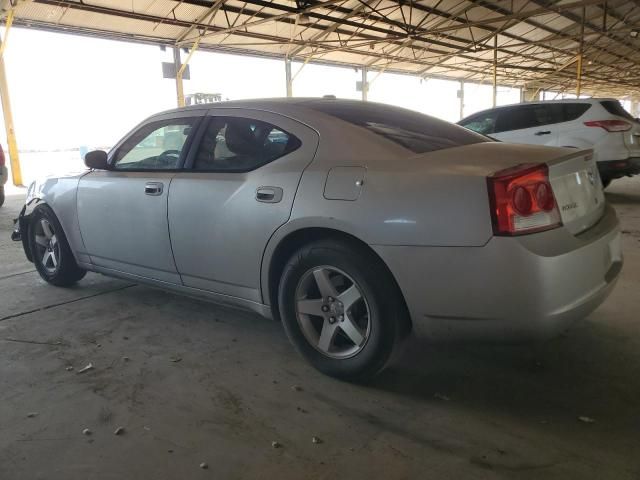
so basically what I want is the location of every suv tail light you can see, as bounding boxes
[487,164,562,236]
[0,145,5,167]
[584,120,632,132]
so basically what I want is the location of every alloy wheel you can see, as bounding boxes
[295,266,371,359]
[33,218,60,274]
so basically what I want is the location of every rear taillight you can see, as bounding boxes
[487,163,562,236]
[584,120,632,132]
[0,145,5,167]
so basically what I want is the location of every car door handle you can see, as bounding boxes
[144,182,164,196]
[256,186,283,203]
[535,130,552,136]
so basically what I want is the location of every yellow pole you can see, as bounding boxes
[0,11,22,186]
[173,47,184,107]
[0,9,13,56]
[576,53,583,97]
[577,6,585,97]
[492,36,497,107]
[174,39,200,108]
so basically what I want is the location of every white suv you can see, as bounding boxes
[458,99,640,187]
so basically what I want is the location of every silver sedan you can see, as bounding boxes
[12,99,623,380]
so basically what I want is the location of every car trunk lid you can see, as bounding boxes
[547,150,605,235]
[409,142,605,237]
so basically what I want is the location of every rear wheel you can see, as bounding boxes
[278,239,407,381]
[29,205,86,286]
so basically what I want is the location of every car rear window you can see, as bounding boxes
[305,100,487,154]
[600,100,634,120]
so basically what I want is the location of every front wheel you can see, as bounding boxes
[29,205,86,287]
[278,239,408,381]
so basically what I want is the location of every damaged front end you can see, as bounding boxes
[11,183,40,262]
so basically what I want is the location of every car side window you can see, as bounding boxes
[461,112,498,135]
[495,105,559,133]
[114,118,197,170]
[193,116,301,171]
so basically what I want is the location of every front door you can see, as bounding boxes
[77,113,203,283]
[168,109,319,302]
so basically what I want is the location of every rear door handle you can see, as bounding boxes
[535,130,552,136]
[144,182,164,196]
[256,186,283,203]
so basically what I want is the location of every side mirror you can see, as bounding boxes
[84,150,110,170]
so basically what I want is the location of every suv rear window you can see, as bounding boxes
[600,100,634,120]
[305,100,487,154]
[563,103,591,121]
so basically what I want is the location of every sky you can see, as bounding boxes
[0,27,529,151]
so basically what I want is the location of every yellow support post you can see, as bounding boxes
[492,36,497,107]
[174,39,200,108]
[0,10,22,186]
[576,6,585,97]
[576,53,583,97]
[285,57,292,97]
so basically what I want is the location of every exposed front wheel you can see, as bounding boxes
[278,239,408,381]
[29,205,86,287]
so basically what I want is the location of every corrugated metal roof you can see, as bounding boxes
[6,0,640,97]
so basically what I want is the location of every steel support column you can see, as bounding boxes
[459,80,464,120]
[576,6,585,97]
[361,66,368,101]
[492,36,497,107]
[285,57,292,97]
[0,10,22,186]
[175,39,199,107]
[173,47,185,107]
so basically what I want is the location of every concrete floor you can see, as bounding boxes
[0,180,638,480]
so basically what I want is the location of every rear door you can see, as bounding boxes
[493,104,561,146]
[168,109,319,302]
[77,111,204,283]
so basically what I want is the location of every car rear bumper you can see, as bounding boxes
[597,157,640,179]
[373,204,622,342]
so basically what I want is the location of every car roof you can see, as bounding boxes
[157,97,354,115]
[459,98,619,123]
[148,97,454,133]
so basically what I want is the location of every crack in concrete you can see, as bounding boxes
[0,270,37,281]
[0,284,136,322]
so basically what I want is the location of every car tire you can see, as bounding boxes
[29,204,86,287]
[0,186,4,207]
[278,238,408,381]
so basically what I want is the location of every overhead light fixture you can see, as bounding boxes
[631,30,639,38]
[297,13,312,25]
